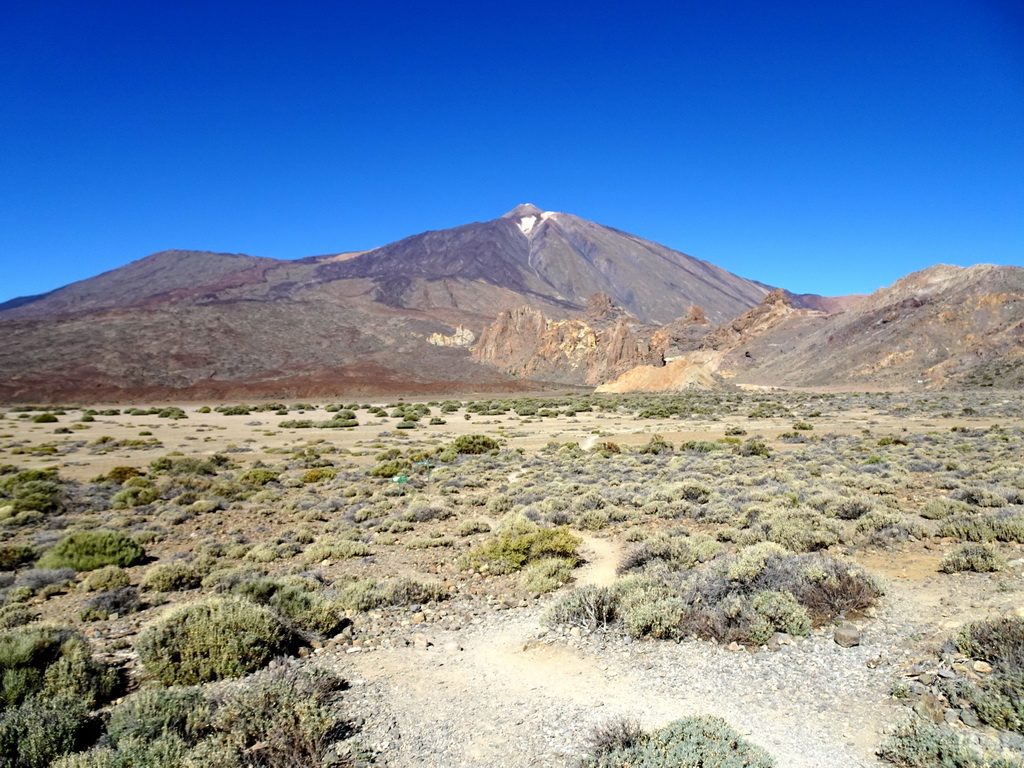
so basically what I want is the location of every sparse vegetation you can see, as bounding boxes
[0,391,1021,766]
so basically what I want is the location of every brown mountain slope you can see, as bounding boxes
[0,250,280,319]
[0,206,770,402]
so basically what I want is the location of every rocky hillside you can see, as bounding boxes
[598,265,1024,392]
[725,264,1024,389]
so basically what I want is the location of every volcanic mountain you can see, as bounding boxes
[0,205,773,402]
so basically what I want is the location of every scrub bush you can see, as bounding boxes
[940,543,1007,573]
[37,531,145,572]
[578,715,775,767]
[134,597,298,685]
[0,625,118,710]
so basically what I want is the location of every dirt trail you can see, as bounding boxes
[334,597,894,768]
[574,534,621,587]
[331,534,905,768]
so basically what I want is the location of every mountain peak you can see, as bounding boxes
[501,203,544,219]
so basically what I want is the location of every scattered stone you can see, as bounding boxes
[834,624,861,648]
[913,692,945,724]
[412,633,431,649]
[959,708,980,727]
[972,660,992,675]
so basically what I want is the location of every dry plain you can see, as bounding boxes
[1,390,1023,768]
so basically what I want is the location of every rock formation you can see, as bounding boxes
[472,294,668,386]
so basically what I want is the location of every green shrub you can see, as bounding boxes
[618,581,687,640]
[0,695,96,768]
[878,714,1018,767]
[52,736,190,768]
[0,469,63,516]
[37,530,145,572]
[920,497,971,520]
[106,686,209,747]
[110,477,158,508]
[300,467,337,483]
[546,584,619,631]
[741,507,843,552]
[140,561,201,592]
[939,514,1024,544]
[0,605,35,630]
[31,414,58,423]
[0,625,118,710]
[449,434,499,455]
[457,519,491,536]
[82,565,131,592]
[735,438,770,458]
[104,467,143,484]
[855,509,927,542]
[134,597,298,685]
[0,544,36,571]
[637,434,673,455]
[303,536,372,562]
[462,520,580,574]
[748,590,811,642]
[520,557,574,593]
[956,616,1024,665]
[62,665,350,768]
[200,663,348,768]
[941,543,1007,573]
[578,715,775,767]
[549,551,879,645]
[370,459,409,478]
[238,468,279,486]
[232,576,347,636]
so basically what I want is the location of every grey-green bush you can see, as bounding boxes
[578,715,775,767]
[134,597,298,684]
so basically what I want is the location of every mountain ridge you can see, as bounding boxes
[2,208,1012,403]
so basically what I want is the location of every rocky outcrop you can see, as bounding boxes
[699,290,806,353]
[427,325,476,347]
[472,295,667,386]
[594,292,820,393]
[596,358,722,393]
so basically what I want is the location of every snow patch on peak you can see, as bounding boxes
[518,216,538,235]
[540,211,559,221]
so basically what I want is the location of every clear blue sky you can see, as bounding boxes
[1,0,1021,302]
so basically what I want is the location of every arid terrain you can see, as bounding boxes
[2,390,1022,767]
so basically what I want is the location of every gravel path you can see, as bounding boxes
[328,603,909,768]
[317,541,1022,768]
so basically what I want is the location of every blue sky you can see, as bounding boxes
[1,0,1021,302]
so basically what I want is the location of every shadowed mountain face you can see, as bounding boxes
[0,206,772,401]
